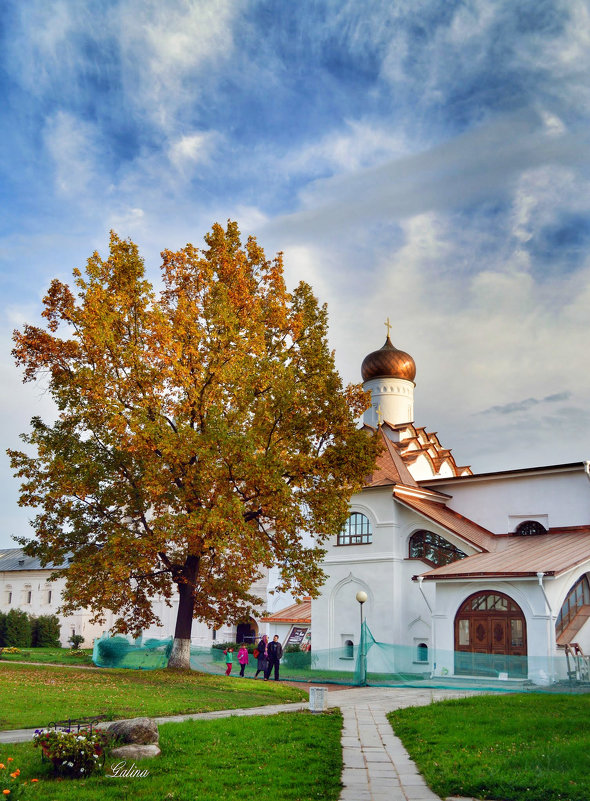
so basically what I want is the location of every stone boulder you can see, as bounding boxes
[109,743,161,760]
[107,717,159,745]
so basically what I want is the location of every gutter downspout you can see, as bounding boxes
[417,576,436,677]
[537,571,555,682]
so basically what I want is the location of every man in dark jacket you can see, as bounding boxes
[265,635,283,681]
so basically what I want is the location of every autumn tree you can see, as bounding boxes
[8,222,379,669]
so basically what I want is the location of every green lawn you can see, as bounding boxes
[0,647,94,666]
[388,693,590,801]
[0,663,306,730]
[2,712,342,801]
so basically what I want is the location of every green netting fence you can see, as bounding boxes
[189,622,590,693]
[92,624,590,693]
[92,633,173,669]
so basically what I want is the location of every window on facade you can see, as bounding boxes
[344,640,354,659]
[337,512,372,546]
[409,530,467,567]
[555,575,590,637]
[416,642,428,662]
[514,520,547,536]
[5,589,12,605]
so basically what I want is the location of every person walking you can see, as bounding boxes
[254,634,269,679]
[223,647,234,676]
[265,634,283,681]
[237,643,249,677]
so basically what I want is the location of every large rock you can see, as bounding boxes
[109,743,161,761]
[108,717,159,745]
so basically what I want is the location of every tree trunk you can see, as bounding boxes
[167,555,199,670]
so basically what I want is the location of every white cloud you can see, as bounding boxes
[168,131,220,171]
[285,120,408,177]
[43,111,102,197]
[117,0,238,129]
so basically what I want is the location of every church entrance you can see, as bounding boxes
[236,620,258,644]
[454,591,527,678]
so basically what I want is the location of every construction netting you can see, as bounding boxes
[92,633,173,669]
[91,625,590,691]
[188,623,590,693]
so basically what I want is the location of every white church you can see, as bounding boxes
[2,328,590,683]
[304,330,590,683]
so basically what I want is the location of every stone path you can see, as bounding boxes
[1,685,493,801]
[324,687,486,801]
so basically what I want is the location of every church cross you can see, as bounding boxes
[384,317,392,337]
[376,404,383,426]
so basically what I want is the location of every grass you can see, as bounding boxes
[0,646,94,666]
[388,693,590,801]
[2,711,343,801]
[0,663,307,730]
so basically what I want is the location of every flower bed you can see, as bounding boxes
[1,757,37,799]
[33,728,110,778]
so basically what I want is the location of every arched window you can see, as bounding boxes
[344,640,354,659]
[417,642,428,662]
[338,513,372,546]
[409,530,467,567]
[556,575,590,638]
[514,520,547,536]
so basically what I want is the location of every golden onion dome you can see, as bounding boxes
[361,336,416,383]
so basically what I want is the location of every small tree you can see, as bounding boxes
[4,609,32,648]
[31,614,62,647]
[0,612,6,647]
[8,222,379,669]
[69,634,85,650]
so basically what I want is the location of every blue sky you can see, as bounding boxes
[2,0,590,547]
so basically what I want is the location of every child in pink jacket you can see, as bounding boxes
[237,643,249,677]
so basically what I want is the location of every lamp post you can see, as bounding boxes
[356,590,368,686]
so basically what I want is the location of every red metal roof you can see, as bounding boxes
[417,532,590,580]
[363,426,419,488]
[394,487,496,552]
[263,597,312,624]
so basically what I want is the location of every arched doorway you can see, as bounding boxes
[236,620,258,644]
[454,591,527,678]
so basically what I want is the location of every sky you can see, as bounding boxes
[1,0,590,548]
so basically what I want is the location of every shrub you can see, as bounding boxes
[33,728,109,778]
[4,609,32,648]
[32,614,62,647]
[69,634,85,650]
[0,611,6,647]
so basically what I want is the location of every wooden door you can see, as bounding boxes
[454,592,527,678]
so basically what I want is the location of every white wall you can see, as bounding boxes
[428,466,590,534]
[0,569,113,647]
[0,567,270,650]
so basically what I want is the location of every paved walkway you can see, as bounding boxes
[324,687,484,801]
[1,686,490,801]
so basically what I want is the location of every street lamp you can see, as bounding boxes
[356,590,368,686]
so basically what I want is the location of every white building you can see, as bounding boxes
[0,549,269,649]
[311,332,590,682]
